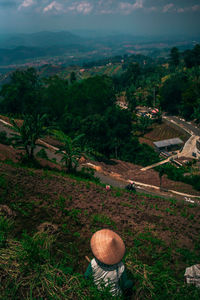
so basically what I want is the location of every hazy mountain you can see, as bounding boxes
[0,44,92,65]
[0,31,84,49]
[0,31,199,67]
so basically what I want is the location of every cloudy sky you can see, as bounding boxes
[1,0,200,36]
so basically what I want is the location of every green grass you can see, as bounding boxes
[125,231,200,299]
[91,214,116,228]
[1,227,200,299]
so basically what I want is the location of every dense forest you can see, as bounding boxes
[0,44,200,166]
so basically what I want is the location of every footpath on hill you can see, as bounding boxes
[83,161,200,204]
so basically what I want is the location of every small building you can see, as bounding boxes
[153,138,184,152]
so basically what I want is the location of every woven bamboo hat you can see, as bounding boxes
[90,229,125,265]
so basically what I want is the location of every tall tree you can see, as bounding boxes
[160,73,189,115]
[0,68,41,114]
[70,71,76,84]
[125,62,141,86]
[170,47,180,67]
[126,85,137,111]
[42,75,68,121]
[10,114,50,161]
[65,75,116,118]
[181,82,200,120]
[55,133,88,173]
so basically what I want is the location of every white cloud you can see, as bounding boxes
[162,3,174,13]
[133,0,143,10]
[177,7,185,13]
[76,2,93,14]
[192,5,200,12]
[68,1,93,15]
[43,1,62,13]
[119,0,143,14]
[18,0,34,10]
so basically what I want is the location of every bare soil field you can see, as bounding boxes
[140,122,189,147]
[91,159,200,196]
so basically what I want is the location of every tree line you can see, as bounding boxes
[0,67,159,166]
[0,43,199,167]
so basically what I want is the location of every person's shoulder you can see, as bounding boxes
[117,261,125,272]
[91,258,97,268]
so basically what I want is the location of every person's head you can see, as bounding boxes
[90,229,125,265]
[106,185,111,191]
[130,181,134,185]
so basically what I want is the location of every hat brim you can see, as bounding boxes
[90,229,125,265]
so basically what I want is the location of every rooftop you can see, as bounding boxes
[153,138,184,148]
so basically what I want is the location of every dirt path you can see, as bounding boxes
[140,155,177,171]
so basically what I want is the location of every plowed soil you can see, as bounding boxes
[90,159,200,196]
[139,122,189,147]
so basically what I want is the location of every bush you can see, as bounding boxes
[0,216,13,247]
[0,131,11,145]
[121,139,160,166]
[36,148,48,160]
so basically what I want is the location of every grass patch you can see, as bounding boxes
[91,214,115,228]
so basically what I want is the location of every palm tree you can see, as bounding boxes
[10,114,50,161]
[55,133,89,173]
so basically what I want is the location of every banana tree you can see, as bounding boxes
[55,133,88,173]
[10,114,49,160]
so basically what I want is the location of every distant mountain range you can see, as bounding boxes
[0,31,84,49]
[0,31,199,67]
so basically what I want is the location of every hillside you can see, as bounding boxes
[38,63,124,81]
[0,31,198,71]
[0,156,200,298]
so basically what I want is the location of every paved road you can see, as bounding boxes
[163,115,200,158]
[179,135,199,158]
[163,115,200,136]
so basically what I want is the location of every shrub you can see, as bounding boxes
[0,216,13,247]
[0,131,11,145]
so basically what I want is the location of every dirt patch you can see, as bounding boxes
[0,144,22,162]
[90,159,200,196]
[37,222,58,234]
[140,122,189,147]
[0,115,23,127]
[41,135,64,148]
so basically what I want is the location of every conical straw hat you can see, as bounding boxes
[90,229,125,265]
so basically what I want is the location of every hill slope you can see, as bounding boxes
[0,160,200,299]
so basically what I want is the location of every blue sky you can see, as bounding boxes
[1,0,200,35]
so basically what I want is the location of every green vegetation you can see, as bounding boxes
[10,114,50,161]
[55,132,88,173]
[0,131,11,145]
[126,231,200,300]
[0,160,199,299]
[156,163,200,191]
